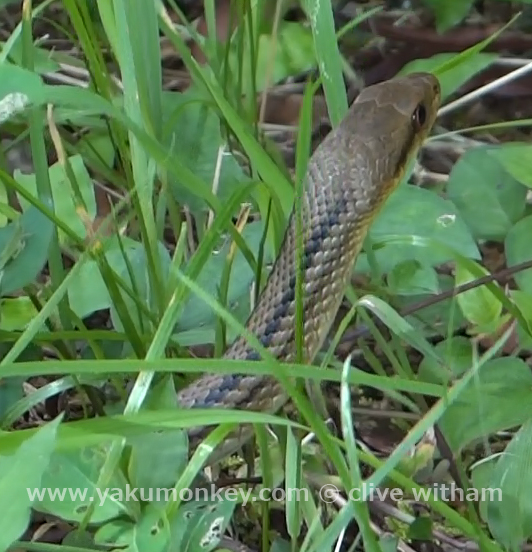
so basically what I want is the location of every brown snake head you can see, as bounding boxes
[318,71,441,219]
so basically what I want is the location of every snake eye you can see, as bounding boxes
[412,103,427,129]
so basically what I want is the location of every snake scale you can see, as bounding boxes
[176,72,441,456]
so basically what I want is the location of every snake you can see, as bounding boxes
[175,72,441,458]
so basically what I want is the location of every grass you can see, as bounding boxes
[1,1,532,552]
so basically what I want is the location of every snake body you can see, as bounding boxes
[176,72,441,453]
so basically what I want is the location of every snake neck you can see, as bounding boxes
[224,147,376,364]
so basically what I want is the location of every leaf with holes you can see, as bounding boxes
[170,499,236,552]
[95,504,170,552]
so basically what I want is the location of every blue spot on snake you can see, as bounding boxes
[195,374,247,407]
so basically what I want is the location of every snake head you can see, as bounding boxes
[312,71,441,214]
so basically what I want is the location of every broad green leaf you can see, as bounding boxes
[77,132,117,171]
[420,0,475,32]
[0,204,54,296]
[489,142,532,189]
[66,236,148,319]
[447,145,527,241]
[485,420,532,550]
[396,274,466,338]
[380,534,400,552]
[440,357,532,451]
[127,430,189,496]
[407,516,433,541]
[505,215,532,295]
[356,184,479,275]
[455,261,502,327]
[176,220,274,336]
[162,90,251,214]
[0,415,61,552]
[34,447,132,523]
[109,239,172,334]
[470,456,499,517]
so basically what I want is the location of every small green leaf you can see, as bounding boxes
[176,220,274,336]
[379,534,400,552]
[109,239,172,334]
[0,375,24,420]
[387,260,439,296]
[249,22,316,93]
[505,215,532,295]
[0,297,39,331]
[15,155,97,244]
[420,0,475,32]
[509,290,532,343]
[455,261,502,327]
[407,516,434,541]
[397,274,466,338]
[66,235,142,319]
